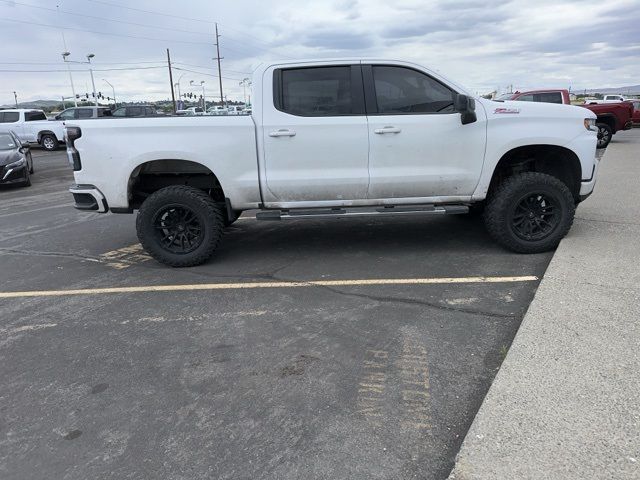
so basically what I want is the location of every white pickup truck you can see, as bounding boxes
[586,94,632,104]
[67,59,599,267]
[0,109,65,151]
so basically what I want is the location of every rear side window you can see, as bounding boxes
[0,112,19,123]
[128,107,142,116]
[371,66,455,114]
[277,66,355,116]
[25,111,47,121]
[77,109,93,119]
[99,109,112,117]
[516,94,534,102]
[535,92,563,104]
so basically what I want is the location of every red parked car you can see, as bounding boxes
[632,101,640,126]
[496,89,634,148]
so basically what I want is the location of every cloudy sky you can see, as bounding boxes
[0,0,638,105]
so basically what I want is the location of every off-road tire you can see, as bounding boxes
[136,185,225,267]
[596,123,612,149]
[484,172,575,253]
[40,134,58,151]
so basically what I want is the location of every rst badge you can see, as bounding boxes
[494,107,520,114]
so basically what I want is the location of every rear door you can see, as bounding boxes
[261,64,369,205]
[364,64,486,199]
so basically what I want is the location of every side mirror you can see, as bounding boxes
[454,94,477,125]
[55,115,61,120]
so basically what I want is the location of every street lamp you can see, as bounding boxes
[174,72,186,102]
[102,79,116,108]
[190,80,206,110]
[61,51,78,107]
[62,52,98,106]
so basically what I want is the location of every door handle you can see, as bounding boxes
[374,126,401,134]
[269,129,296,137]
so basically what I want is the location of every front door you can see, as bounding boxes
[364,64,487,200]
[261,64,369,206]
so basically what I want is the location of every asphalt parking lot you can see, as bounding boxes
[0,151,552,480]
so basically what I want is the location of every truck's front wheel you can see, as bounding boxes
[484,172,575,253]
[136,186,225,267]
[40,134,58,151]
[596,123,612,149]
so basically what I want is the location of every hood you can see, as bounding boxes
[477,98,597,120]
[0,149,21,166]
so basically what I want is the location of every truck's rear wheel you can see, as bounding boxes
[136,186,225,267]
[40,134,58,151]
[596,123,612,149]
[484,172,575,253]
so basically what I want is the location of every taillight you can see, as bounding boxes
[64,126,82,171]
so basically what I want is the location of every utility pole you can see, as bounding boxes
[13,91,18,108]
[214,23,224,104]
[167,48,176,113]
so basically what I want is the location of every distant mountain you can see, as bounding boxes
[0,99,62,109]
[581,85,640,95]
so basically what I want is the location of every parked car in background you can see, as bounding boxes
[498,89,570,105]
[580,102,634,148]
[227,106,245,115]
[585,94,632,104]
[67,58,599,267]
[0,109,64,151]
[112,105,159,117]
[631,101,640,126]
[207,106,227,115]
[55,106,113,120]
[0,131,33,187]
[185,107,205,116]
[175,109,195,116]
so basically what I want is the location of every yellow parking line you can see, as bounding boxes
[0,276,538,299]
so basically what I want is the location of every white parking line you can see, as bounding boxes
[0,275,538,299]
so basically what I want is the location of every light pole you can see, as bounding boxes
[239,78,252,105]
[174,73,185,103]
[102,79,116,108]
[61,51,78,107]
[62,52,98,106]
[190,80,205,110]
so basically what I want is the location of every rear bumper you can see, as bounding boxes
[69,184,108,212]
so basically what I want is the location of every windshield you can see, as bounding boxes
[0,133,17,150]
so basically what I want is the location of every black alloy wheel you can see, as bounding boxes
[596,123,612,149]
[153,204,204,254]
[510,192,558,241]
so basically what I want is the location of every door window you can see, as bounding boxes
[128,107,142,116]
[77,109,93,118]
[58,109,77,120]
[372,66,455,114]
[0,112,19,123]
[516,94,534,102]
[277,66,355,116]
[112,107,126,117]
[25,111,47,121]
[535,92,563,104]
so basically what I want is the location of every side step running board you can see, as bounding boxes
[256,204,469,221]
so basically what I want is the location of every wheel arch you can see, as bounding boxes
[595,114,616,133]
[37,130,59,143]
[487,144,582,202]
[127,159,226,211]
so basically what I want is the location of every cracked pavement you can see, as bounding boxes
[0,151,552,480]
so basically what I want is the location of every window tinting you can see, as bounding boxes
[112,107,126,117]
[128,106,142,116]
[98,108,112,117]
[516,94,534,102]
[59,109,76,120]
[536,92,563,104]
[0,133,16,150]
[280,66,353,116]
[372,66,455,114]
[77,109,93,118]
[0,112,19,123]
[25,111,47,121]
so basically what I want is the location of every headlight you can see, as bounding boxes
[5,158,26,169]
[584,118,597,131]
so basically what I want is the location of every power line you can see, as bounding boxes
[85,0,214,24]
[0,0,214,37]
[0,18,213,46]
[173,63,251,75]
[172,67,243,81]
[0,61,165,65]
